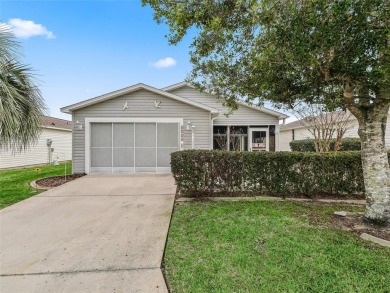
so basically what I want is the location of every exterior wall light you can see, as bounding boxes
[75,120,83,130]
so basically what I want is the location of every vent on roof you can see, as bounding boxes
[51,122,55,125]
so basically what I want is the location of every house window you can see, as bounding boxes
[213,126,248,151]
[292,129,295,141]
[213,126,228,150]
[229,126,248,151]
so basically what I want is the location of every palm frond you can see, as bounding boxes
[0,22,47,153]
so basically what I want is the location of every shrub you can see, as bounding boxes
[171,150,390,198]
[338,138,362,151]
[289,139,316,152]
[290,138,361,152]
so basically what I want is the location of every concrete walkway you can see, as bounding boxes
[0,174,176,293]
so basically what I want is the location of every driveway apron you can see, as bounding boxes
[0,174,176,293]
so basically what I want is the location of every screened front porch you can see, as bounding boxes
[213,125,276,152]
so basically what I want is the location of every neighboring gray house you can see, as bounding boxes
[61,82,288,174]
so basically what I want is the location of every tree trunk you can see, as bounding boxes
[357,108,390,226]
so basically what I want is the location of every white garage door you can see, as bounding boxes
[90,122,180,173]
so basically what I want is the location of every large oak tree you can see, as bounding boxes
[144,0,390,224]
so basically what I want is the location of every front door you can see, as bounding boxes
[249,128,269,151]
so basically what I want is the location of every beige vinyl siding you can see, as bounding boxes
[168,86,279,125]
[0,128,72,169]
[279,128,312,151]
[279,130,293,151]
[72,89,211,174]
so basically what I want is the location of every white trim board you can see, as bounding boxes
[84,117,183,174]
[161,81,196,91]
[42,126,73,132]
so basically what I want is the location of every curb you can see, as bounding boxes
[176,196,365,205]
[30,180,53,190]
[360,233,390,247]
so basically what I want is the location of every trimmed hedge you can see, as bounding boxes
[290,138,361,152]
[171,150,390,198]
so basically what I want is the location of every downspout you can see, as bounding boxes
[191,126,195,149]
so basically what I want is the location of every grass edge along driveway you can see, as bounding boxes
[0,162,72,209]
[164,201,390,292]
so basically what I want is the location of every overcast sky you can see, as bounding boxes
[1,0,294,122]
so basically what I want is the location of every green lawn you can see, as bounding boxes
[164,201,390,292]
[0,162,72,209]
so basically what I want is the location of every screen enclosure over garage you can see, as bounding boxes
[85,118,182,173]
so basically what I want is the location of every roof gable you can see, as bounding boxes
[61,83,218,114]
[162,82,289,119]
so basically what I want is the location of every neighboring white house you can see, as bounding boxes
[0,116,72,169]
[61,81,288,174]
[280,110,390,151]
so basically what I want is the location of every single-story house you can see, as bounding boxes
[61,82,288,174]
[279,110,390,151]
[0,116,72,169]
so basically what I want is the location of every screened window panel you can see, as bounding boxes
[135,148,156,167]
[91,123,112,147]
[135,123,156,147]
[157,123,179,147]
[113,123,134,147]
[91,148,112,167]
[113,148,134,167]
[157,148,178,167]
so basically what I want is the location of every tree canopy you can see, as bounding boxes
[0,24,46,152]
[144,0,389,113]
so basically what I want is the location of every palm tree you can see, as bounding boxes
[0,23,46,153]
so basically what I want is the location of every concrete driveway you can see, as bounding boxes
[0,174,176,293]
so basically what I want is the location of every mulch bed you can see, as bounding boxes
[304,209,390,241]
[36,174,85,188]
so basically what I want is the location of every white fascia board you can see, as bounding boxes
[236,101,289,119]
[161,81,195,91]
[61,83,218,114]
[42,126,72,132]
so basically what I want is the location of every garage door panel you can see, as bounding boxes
[157,123,179,147]
[91,148,112,167]
[91,123,112,147]
[113,123,134,147]
[157,148,178,167]
[135,124,156,147]
[113,148,134,167]
[135,148,156,167]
